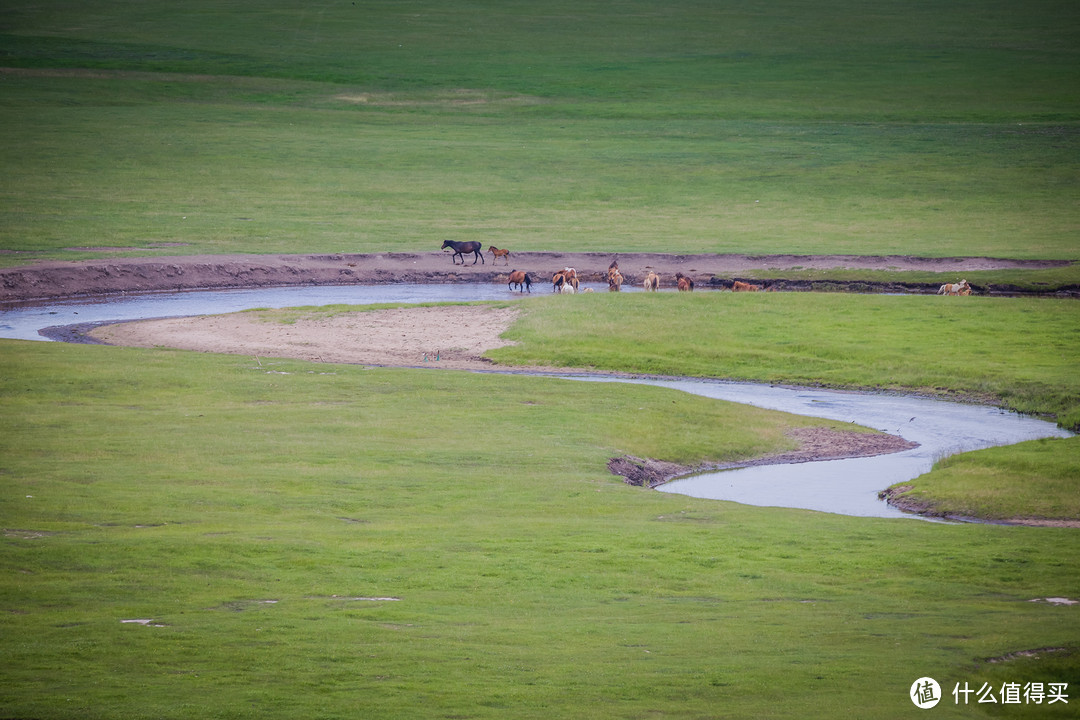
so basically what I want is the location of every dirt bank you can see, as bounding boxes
[610,426,917,489]
[878,486,1080,528]
[1,251,1070,303]
[9,251,1068,524]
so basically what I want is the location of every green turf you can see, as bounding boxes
[2,1,1079,716]
[489,292,1080,429]
[1,341,1078,719]
[1,0,1077,262]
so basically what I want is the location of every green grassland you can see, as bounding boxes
[2,0,1079,717]
[490,292,1080,429]
[1,0,1078,263]
[1,340,1078,719]
[487,291,1080,525]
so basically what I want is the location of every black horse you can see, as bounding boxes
[441,240,484,265]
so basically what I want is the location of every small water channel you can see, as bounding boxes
[1,284,1071,519]
[564,376,1071,518]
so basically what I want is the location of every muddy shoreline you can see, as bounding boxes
[877,486,1080,527]
[1,251,1073,303]
[7,251,1074,526]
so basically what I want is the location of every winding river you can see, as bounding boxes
[1,284,1071,520]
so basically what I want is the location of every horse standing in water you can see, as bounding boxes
[552,270,579,293]
[508,270,532,293]
[732,280,762,292]
[676,272,694,291]
[643,272,660,291]
[608,269,623,292]
[441,240,485,265]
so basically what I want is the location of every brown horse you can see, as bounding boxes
[676,272,694,292]
[441,240,484,265]
[552,270,579,293]
[732,280,762,292]
[643,271,659,291]
[508,270,532,293]
[488,246,511,265]
[608,269,623,292]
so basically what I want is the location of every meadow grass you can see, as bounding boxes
[2,0,1079,715]
[489,293,1080,429]
[1,340,1079,719]
[487,291,1080,523]
[898,437,1080,522]
[1,0,1078,262]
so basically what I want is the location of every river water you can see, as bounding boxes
[1,284,1071,519]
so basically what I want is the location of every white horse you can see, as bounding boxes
[937,280,970,296]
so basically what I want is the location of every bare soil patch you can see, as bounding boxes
[10,251,1068,524]
[1,251,1069,303]
[90,303,918,489]
[89,305,545,372]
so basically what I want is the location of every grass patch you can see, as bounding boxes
[713,264,1080,296]
[890,437,1080,522]
[1,340,1079,718]
[1,0,1077,262]
[2,0,1079,715]
[489,293,1080,429]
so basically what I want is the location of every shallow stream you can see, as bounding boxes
[1,284,1070,519]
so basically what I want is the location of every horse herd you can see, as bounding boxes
[441,241,975,297]
[530,260,700,295]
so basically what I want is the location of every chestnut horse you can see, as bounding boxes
[676,272,694,291]
[441,240,484,265]
[732,280,762,292]
[552,270,579,293]
[508,270,532,293]
[488,246,511,265]
[608,269,623,292]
